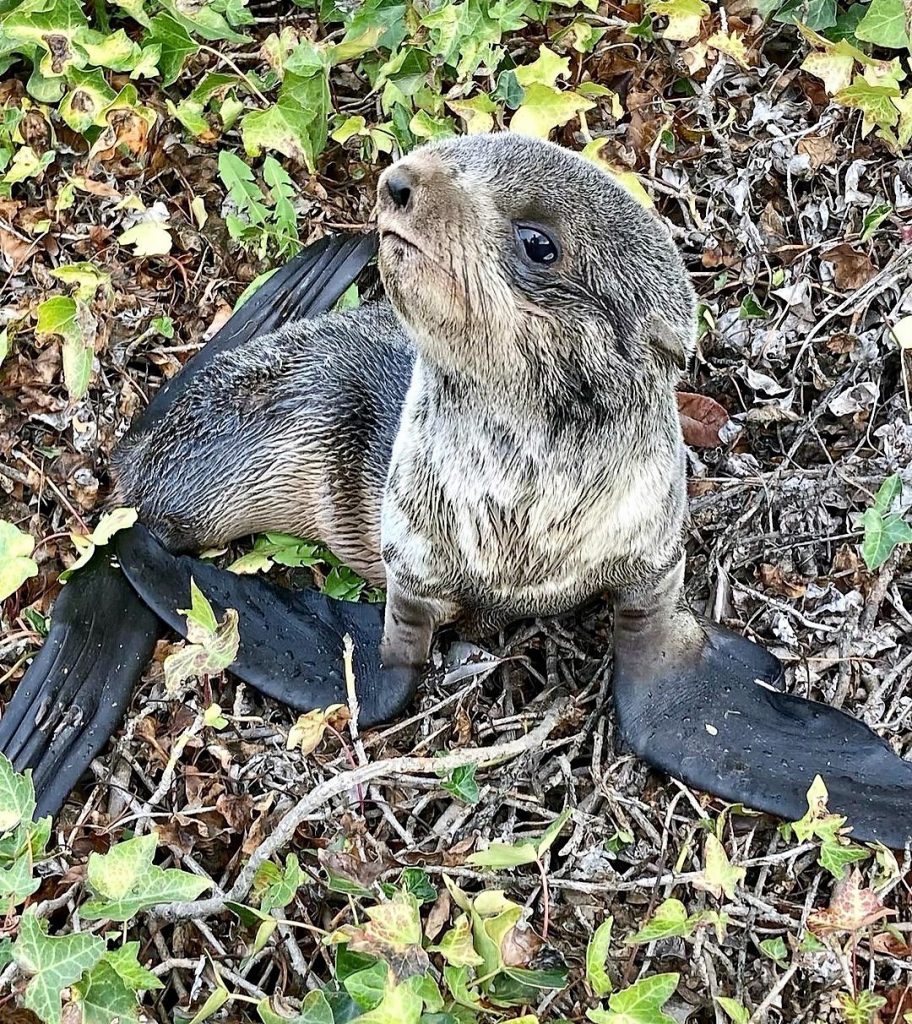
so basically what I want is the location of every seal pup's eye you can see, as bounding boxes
[515,224,559,266]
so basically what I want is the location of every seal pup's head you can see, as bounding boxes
[376,133,695,411]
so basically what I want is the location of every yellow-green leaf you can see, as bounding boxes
[586,918,614,997]
[646,0,709,41]
[118,221,173,256]
[694,834,745,901]
[0,521,38,603]
[801,50,855,95]
[511,83,593,138]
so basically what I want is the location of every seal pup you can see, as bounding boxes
[2,134,911,844]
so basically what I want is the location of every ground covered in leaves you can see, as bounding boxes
[1,0,912,1022]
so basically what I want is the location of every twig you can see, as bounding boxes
[152,698,568,923]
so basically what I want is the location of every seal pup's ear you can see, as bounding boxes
[642,310,695,372]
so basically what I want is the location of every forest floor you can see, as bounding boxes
[1,1,912,1022]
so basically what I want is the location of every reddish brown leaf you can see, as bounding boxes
[875,984,912,1024]
[871,932,912,958]
[808,869,895,936]
[677,391,730,448]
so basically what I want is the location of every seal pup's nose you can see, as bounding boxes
[385,168,414,210]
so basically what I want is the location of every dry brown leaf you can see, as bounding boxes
[797,135,838,169]
[821,244,879,290]
[217,792,254,832]
[808,869,895,935]
[758,563,807,599]
[287,703,351,756]
[424,890,452,942]
[871,932,912,958]
[875,984,912,1024]
[677,391,730,448]
[0,225,33,267]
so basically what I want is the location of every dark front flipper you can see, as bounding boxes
[1,233,379,817]
[613,611,912,848]
[116,525,416,728]
[0,551,160,818]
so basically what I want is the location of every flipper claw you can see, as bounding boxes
[0,550,160,818]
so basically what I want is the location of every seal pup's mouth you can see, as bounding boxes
[377,225,424,254]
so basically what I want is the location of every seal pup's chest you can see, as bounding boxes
[381,385,679,622]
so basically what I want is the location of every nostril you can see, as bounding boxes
[386,169,413,210]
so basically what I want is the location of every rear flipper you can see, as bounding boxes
[0,550,160,818]
[1,233,379,817]
[613,568,912,847]
[116,525,417,728]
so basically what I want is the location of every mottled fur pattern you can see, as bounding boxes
[112,132,696,637]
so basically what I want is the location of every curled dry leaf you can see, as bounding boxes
[676,391,730,448]
[286,704,351,756]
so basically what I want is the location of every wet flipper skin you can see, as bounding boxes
[613,586,912,847]
[0,550,160,818]
[115,525,417,728]
[0,234,379,816]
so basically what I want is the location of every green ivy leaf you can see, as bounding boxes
[759,936,788,966]
[716,997,750,1024]
[0,837,41,911]
[103,942,164,992]
[428,914,485,968]
[835,77,900,137]
[343,961,389,1011]
[819,840,871,879]
[71,958,141,1024]
[242,68,331,173]
[0,521,38,604]
[861,203,892,241]
[257,991,334,1024]
[587,973,680,1024]
[772,0,837,29]
[586,918,614,997]
[738,293,769,319]
[627,900,695,944]
[13,911,106,1024]
[82,832,212,920]
[861,475,912,569]
[357,979,422,1024]
[838,990,887,1024]
[254,853,307,914]
[399,867,436,904]
[152,315,174,338]
[441,764,480,804]
[145,12,198,85]
[855,0,910,49]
